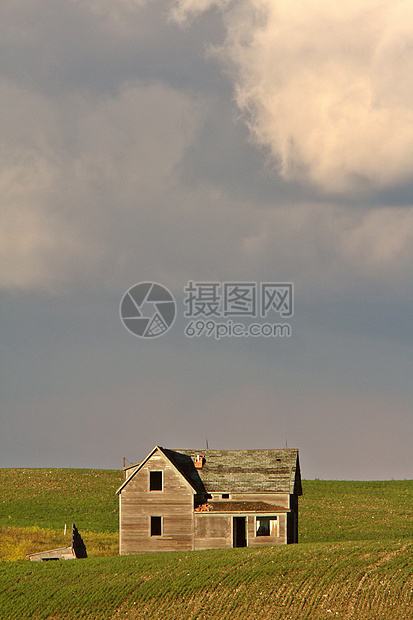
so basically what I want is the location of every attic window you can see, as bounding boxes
[150,471,163,491]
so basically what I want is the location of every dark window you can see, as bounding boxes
[222,494,229,499]
[150,471,163,491]
[151,516,162,536]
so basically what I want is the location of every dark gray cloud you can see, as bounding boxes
[0,0,225,96]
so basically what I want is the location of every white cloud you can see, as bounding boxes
[173,0,413,193]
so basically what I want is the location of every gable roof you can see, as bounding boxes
[118,447,301,495]
[171,449,302,495]
[116,446,199,494]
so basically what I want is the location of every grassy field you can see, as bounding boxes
[0,470,412,619]
[299,479,413,543]
[0,540,412,620]
[0,469,122,560]
[0,469,121,531]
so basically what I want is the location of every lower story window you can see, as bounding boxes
[151,516,162,536]
[256,516,277,537]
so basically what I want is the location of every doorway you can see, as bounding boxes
[233,517,247,547]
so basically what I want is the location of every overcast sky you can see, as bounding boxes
[1,0,412,480]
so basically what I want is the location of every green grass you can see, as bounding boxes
[0,469,122,532]
[0,471,412,619]
[0,468,122,561]
[0,541,411,619]
[300,479,413,543]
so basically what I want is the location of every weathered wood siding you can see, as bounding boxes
[27,546,75,561]
[194,511,288,549]
[194,514,232,550]
[247,513,287,547]
[119,450,194,555]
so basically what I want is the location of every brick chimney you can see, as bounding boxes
[194,454,205,469]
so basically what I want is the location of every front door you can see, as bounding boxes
[233,517,247,547]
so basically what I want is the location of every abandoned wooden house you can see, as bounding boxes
[117,446,302,555]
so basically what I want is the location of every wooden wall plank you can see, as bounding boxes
[120,450,194,555]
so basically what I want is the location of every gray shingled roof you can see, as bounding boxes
[163,448,302,495]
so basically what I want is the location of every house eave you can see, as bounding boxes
[116,446,159,494]
[194,509,290,515]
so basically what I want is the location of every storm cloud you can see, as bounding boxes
[1,0,412,479]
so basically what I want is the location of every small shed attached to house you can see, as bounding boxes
[117,446,302,555]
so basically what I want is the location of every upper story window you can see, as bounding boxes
[149,471,163,491]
